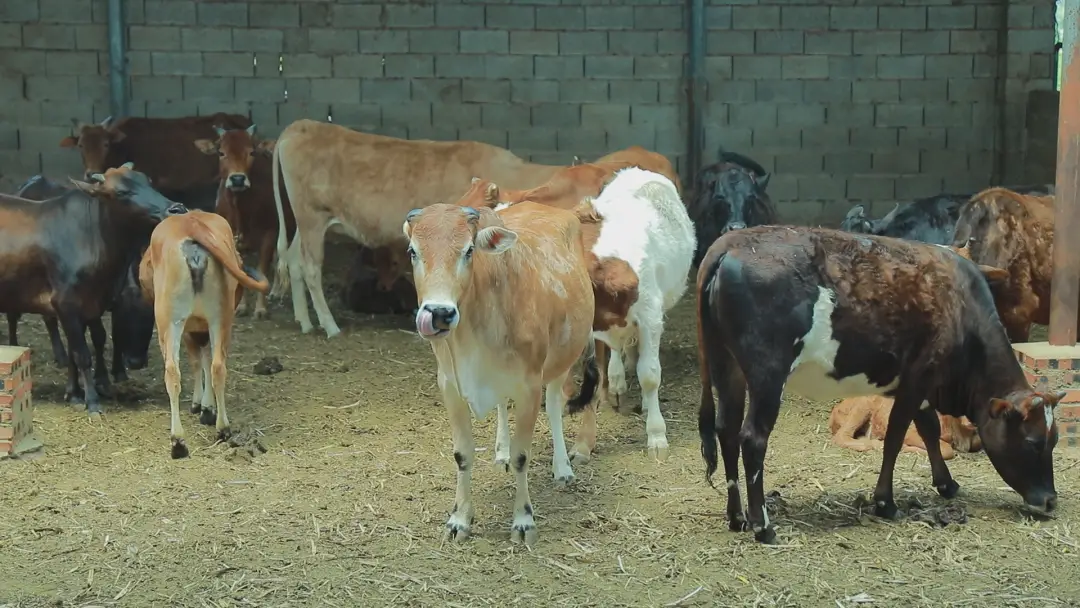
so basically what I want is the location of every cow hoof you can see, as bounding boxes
[216,427,232,442]
[936,479,960,499]
[253,309,268,320]
[873,500,901,520]
[443,514,472,543]
[171,439,189,459]
[325,327,342,339]
[753,525,777,545]
[95,381,113,399]
[553,473,575,489]
[66,393,85,405]
[199,408,217,426]
[510,514,538,546]
[729,512,749,532]
[647,438,669,462]
[112,370,129,384]
[190,403,202,415]
[299,324,314,335]
[569,445,592,465]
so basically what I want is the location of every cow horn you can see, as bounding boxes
[405,208,423,223]
[120,161,135,170]
[100,115,113,127]
[879,202,901,224]
[1031,396,1044,408]
[214,126,227,137]
[462,206,480,223]
[246,123,257,136]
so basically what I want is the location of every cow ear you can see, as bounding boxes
[254,138,276,157]
[978,265,1009,287]
[69,177,99,194]
[988,398,1015,419]
[756,172,771,190]
[193,139,217,155]
[484,183,499,203]
[59,136,79,148]
[475,226,517,254]
[110,129,126,142]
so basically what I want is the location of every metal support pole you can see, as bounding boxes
[1049,0,1080,345]
[107,0,129,119]
[686,0,705,188]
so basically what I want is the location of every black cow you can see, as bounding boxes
[6,176,157,384]
[841,184,1054,244]
[696,226,1064,544]
[688,147,776,266]
[0,164,186,414]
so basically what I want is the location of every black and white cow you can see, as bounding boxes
[841,184,1054,245]
[695,225,1065,544]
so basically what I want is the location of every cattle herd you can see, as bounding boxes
[0,111,1069,547]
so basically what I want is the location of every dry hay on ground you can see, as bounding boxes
[1,246,1078,607]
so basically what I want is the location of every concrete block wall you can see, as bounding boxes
[0,0,1057,225]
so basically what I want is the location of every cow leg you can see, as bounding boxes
[442,379,475,542]
[509,386,542,546]
[494,402,511,472]
[569,339,606,464]
[253,233,275,320]
[284,232,314,333]
[637,314,668,460]
[207,321,232,440]
[592,339,610,414]
[870,394,918,520]
[911,406,959,498]
[234,290,250,317]
[607,347,627,410]
[715,368,749,532]
[183,334,204,416]
[297,225,343,338]
[87,317,112,398]
[740,381,784,544]
[544,373,575,488]
[109,312,128,383]
[43,315,69,366]
[160,323,188,459]
[55,304,102,414]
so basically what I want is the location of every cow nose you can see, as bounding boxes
[84,171,96,181]
[423,304,459,330]
[228,174,248,189]
[724,221,747,233]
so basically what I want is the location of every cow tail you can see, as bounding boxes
[697,251,727,489]
[567,339,600,414]
[188,218,272,294]
[270,135,290,296]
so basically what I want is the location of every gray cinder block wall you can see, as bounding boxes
[0,0,1056,225]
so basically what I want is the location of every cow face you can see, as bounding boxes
[71,163,187,224]
[840,204,874,234]
[112,261,155,370]
[403,203,517,340]
[951,191,1040,270]
[59,116,125,180]
[194,124,275,193]
[977,390,1066,514]
[690,163,775,264]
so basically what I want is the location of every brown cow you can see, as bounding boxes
[138,210,269,458]
[950,187,1059,342]
[270,119,567,338]
[593,146,684,197]
[193,125,292,319]
[829,396,982,460]
[60,113,252,210]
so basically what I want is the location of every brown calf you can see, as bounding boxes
[829,396,982,460]
[950,187,1058,342]
[138,210,270,458]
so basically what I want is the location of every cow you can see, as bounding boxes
[0,163,186,414]
[270,119,566,338]
[950,187,1060,343]
[193,124,293,319]
[138,210,270,458]
[841,184,1054,244]
[696,225,1065,544]
[6,175,156,383]
[829,395,982,461]
[403,202,597,546]
[687,147,776,267]
[591,146,684,197]
[60,113,253,211]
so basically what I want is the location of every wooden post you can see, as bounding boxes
[1050,0,1080,346]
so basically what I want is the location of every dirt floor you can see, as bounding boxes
[1,247,1079,608]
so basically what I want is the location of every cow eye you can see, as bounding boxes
[406,246,417,260]
[218,151,225,157]
[464,245,474,260]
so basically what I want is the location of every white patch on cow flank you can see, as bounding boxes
[1046,403,1055,429]
[920,400,931,410]
[785,287,900,402]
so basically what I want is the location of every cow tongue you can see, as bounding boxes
[416,308,438,336]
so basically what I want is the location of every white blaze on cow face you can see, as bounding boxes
[785,287,900,402]
[402,206,518,341]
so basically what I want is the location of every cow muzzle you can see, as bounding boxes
[1023,490,1058,515]
[416,302,458,340]
[227,173,250,191]
[722,221,747,233]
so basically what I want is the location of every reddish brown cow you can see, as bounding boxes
[194,125,293,319]
[578,146,684,197]
[60,114,252,209]
[950,187,1059,342]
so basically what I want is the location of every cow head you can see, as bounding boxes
[689,161,776,265]
[112,260,155,371]
[194,124,275,192]
[452,177,504,210]
[357,245,412,293]
[70,162,187,224]
[59,116,126,180]
[951,189,1041,270]
[840,204,874,233]
[976,389,1066,514]
[403,203,517,340]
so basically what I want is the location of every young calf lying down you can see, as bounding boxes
[829,396,982,460]
[139,210,269,458]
